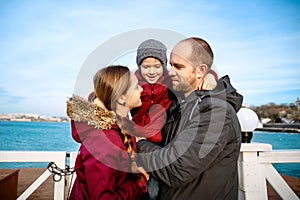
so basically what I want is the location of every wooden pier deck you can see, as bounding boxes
[17,168,71,200]
[16,168,299,199]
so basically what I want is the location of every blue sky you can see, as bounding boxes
[0,0,299,117]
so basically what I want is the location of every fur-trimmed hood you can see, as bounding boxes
[67,95,116,130]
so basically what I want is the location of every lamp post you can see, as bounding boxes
[237,107,259,143]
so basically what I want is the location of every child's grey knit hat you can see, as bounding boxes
[136,39,167,67]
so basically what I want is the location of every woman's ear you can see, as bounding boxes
[117,95,126,106]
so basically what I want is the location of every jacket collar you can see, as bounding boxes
[67,95,116,130]
[183,75,243,112]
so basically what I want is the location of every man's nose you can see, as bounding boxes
[169,67,176,76]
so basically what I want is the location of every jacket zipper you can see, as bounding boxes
[151,84,154,104]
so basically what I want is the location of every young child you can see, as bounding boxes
[131,39,173,143]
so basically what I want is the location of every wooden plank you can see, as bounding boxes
[265,164,299,200]
[259,150,300,163]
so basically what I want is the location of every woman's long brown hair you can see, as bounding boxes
[93,65,136,165]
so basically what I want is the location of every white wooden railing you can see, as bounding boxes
[238,143,300,200]
[0,151,66,200]
[0,143,299,200]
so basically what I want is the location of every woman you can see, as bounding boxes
[67,65,148,199]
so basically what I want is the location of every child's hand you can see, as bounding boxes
[200,73,217,90]
[137,166,150,181]
[131,161,150,181]
[136,136,146,142]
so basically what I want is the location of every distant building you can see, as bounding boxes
[12,118,31,122]
[297,97,300,112]
[261,118,271,124]
[0,113,69,122]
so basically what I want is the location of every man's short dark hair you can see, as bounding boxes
[181,37,214,68]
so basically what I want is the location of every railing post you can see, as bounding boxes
[67,152,78,197]
[53,152,67,200]
[238,143,272,200]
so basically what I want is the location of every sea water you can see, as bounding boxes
[0,121,299,178]
[0,121,79,168]
[252,131,300,178]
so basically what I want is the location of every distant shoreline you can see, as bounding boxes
[0,119,69,123]
[256,123,300,133]
[0,113,69,123]
[256,127,300,133]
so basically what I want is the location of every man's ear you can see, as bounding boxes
[117,95,126,105]
[196,64,208,79]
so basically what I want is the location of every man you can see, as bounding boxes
[137,37,243,200]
